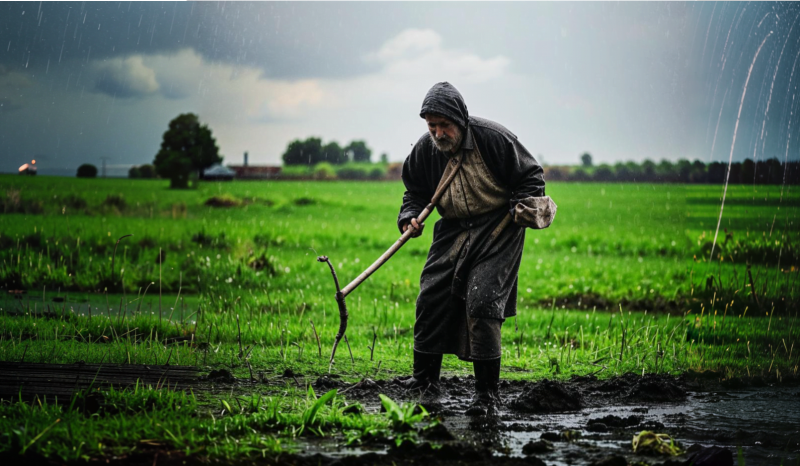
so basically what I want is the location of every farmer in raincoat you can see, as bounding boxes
[397,82,550,415]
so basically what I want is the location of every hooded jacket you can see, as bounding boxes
[398,82,546,231]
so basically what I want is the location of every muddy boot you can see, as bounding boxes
[396,351,443,392]
[465,358,501,416]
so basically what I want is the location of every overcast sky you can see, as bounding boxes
[1,2,799,175]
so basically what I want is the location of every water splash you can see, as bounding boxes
[757,13,799,178]
[709,31,773,263]
[709,87,731,162]
[780,45,800,201]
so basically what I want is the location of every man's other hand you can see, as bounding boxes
[403,218,424,238]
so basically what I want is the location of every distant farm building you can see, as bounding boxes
[203,164,236,181]
[229,165,282,179]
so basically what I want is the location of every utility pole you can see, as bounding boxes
[100,157,110,178]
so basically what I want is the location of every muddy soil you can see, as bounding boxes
[293,372,797,466]
[30,371,795,466]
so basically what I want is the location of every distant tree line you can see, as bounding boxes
[547,154,799,184]
[128,164,156,178]
[282,137,382,165]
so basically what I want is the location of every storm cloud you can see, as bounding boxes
[93,55,159,98]
[0,2,798,176]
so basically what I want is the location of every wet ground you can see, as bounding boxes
[290,372,800,466]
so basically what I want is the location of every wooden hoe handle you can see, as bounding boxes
[318,153,463,369]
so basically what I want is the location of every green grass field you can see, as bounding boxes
[0,175,798,462]
[2,176,797,308]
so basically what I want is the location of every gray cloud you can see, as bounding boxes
[0,2,799,175]
[0,2,383,80]
[92,55,159,98]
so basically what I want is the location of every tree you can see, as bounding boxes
[138,164,156,178]
[690,160,707,183]
[613,162,631,181]
[345,140,372,163]
[740,158,755,184]
[593,164,614,182]
[657,159,676,182]
[708,162,726,183]
[129,164,157,179]
[380,152,389,163]
[641,159,656,182]
[321,141,347,164]
[77,164,98,178]
[153,113,222,188]
[580,152,593,167]
[282,137,323,165]
[676,159,692,183]
[570,168,590,181]
[282,139,305,166]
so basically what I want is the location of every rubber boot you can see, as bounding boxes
[396,351,443,391]
[465,357,501,416]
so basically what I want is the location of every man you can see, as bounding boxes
[397,82,546,415]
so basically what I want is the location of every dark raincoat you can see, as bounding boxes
[398,82,545,361]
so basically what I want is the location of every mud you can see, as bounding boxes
[296,372,797,466]
[14,369,796,466]
[510,379,583,413]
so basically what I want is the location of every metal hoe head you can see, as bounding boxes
[317,256,348,371]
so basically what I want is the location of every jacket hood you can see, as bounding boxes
[419,82,469,129]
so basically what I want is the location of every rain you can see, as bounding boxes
[0,2,798,466]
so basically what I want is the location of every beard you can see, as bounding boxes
[431,125,463,153]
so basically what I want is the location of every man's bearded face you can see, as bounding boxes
[425,114,462,153]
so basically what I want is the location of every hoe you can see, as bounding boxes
[317,156,464,370]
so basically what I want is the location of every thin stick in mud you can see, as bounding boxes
[344,334,354,364]
[368,327,377,361]
[310,319,322,358]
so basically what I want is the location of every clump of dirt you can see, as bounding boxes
[626,374,686,402]
[205,194,241,207]
[522,439,554,455]
[509,379,583,413]
[191,231,230,249]
[62,193,88,210]
[294,197,316,206]
[201,369,235,383]
[421,423,456,441]
[102,194,127,211]
[313,375,345,391]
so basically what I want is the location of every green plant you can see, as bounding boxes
[632,431,683,456]
[299,386,337,435]
[378,394,428,432]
